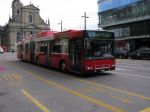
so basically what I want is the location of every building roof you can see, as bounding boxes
[23,4,39,11]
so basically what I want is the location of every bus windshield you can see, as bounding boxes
[84,39,114,59]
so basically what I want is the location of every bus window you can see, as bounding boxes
[35,41,48,54]
[40,46,47,54]
[61,39,68,53]
[40,41,48,54]
[84,39,114,59]
[52,40,62,53]
[52,45,61,53]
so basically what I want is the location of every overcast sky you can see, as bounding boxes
[0,0,99,31]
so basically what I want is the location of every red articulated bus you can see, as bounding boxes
[17,31,55,65]
[17,30,115,74]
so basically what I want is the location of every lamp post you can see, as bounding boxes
[81,12,89,30]
[58,20,62,31]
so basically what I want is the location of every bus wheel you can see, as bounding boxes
[60,61,67,72]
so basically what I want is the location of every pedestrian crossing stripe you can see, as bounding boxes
[139,107,150,112]
[1,74,22,80]
[12,74,22,79]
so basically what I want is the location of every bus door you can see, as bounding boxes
[69,39,82,72]
[43,40,51,67]
[30,42,35,63]
[46,40,53,67]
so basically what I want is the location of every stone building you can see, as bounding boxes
[0,0,50,51]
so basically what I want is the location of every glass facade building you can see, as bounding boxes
[98,0,150,52]
[98,0,139,12]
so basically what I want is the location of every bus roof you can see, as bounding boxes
[34,30,56,42]
[54,30,84,39]
[36,30,56,38]
[54,30,114,39]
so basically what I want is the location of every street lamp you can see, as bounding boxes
[58,20,62,31]
[81,12,89,30]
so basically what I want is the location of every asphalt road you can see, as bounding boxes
[0,52,150,112]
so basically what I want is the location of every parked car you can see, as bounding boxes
[130,48,150,60]
[0,47,4,54]
[115,49,130,59]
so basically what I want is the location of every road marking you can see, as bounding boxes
[3,75,9,80]
[4,61,125,112]
[7,75,14,80]
[117,65,150,70]
[139,107,150,112]
[8,61,149,111]
[76,86,104,94]
[26,71,125,112]
[2,74,23,80]
[77,79,150,101]
[116,68,132,71]
[20,89,50,112]
[12,74,21,80]
[110,96,131,104]
[14,74,22,79]
[10,62,150,100]
[111,72,150,79]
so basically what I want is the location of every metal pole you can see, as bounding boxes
[58,20,62,31]
[61,20,62,31]
[84,12,86,30]
[81,12,89,30]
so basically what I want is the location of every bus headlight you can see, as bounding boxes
[112,64,115,67]
[86,67,93,70]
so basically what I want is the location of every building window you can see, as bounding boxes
[17,32,21,42]
[29,15,33,23]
